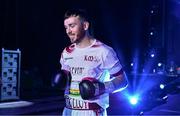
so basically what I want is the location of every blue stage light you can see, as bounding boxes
[150,32,154,36]
[131,63,134,67]
[129,96,138,105]
[158,63,162,67]
[160,84,165,89]
[150,10,154,14]
[150,53,155,58]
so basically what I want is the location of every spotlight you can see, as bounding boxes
[150,53,155,58]
[148,48,156,58]
[150,32,154,36]
[150,10,154,14]
[157,62,165,74]
[158,63,162,67]
[129,96,139,105]
[131,63,134,67]
[160,84,165,89]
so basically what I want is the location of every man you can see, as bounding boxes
[60,9,128,116]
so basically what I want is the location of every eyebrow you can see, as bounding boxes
[64,23,76,27]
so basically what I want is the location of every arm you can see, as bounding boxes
[104,70,128,93]
[59,51,72,91]
[79,47,128,100]
[79,70,128,100]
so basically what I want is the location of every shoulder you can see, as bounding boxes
[91,39,112,50]
[93,40,114,53]
[91,39,103,48]
[62,44,76,54]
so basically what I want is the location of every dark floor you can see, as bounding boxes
[0,96,64,115]
[0,92,180,115]
[0,77,180,115]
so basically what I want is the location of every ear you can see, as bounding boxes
[83,21,89,31]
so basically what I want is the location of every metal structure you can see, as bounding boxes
[0,48,21,101]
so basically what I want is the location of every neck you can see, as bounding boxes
[76,34,94,48]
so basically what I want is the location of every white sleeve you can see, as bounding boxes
[100,48,122,76]
[60,52,70,71]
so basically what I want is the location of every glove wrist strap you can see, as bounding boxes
[104,81,115,93]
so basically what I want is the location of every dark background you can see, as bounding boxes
[1,0,180,96]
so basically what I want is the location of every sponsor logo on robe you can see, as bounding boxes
[70,67,84,75]
[65,95,89,109]
[84,55,99,62]
[65,57,73,60]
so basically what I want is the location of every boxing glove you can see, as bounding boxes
[79,77,105,100]
[51,70,71,90]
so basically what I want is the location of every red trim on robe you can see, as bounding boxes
[65,44,75,53]
[111,69,124,77]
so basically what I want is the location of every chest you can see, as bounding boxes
[65,50,101,67]
[63,49,103,81]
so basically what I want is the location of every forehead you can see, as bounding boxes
[64,16,81,25]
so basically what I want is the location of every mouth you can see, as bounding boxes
[68,34,76,39]
[68,33,75,36]
[69,34,74,37]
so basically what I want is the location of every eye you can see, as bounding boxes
[70,24,75,28]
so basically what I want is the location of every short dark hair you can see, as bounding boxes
[64,9,94,35]
[64,9,90,23]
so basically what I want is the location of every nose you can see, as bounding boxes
[66,27,72,34]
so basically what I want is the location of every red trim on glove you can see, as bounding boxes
[82,77,98,82]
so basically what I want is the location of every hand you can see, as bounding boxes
[79,77,105,100]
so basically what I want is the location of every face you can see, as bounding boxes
[64,16,87,44]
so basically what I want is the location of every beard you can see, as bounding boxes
[68,30,86,44]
